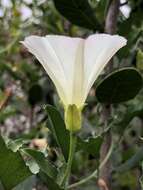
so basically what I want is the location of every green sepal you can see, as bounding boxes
[65,104,82,131]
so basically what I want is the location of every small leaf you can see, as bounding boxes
[53,0,101,30]
[96,68,142,103]
[26,159,40,174]
[7,138,25,152]
[23,148,58,179]
[77,136,103,156]
[0,135,32,190]
[45,104,70,161]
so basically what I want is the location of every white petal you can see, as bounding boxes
[45,35,84,106]
[72,39,84,107]
[21,35,83,106]
[83,34,127,102]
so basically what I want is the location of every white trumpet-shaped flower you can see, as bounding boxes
[21,34,127,131]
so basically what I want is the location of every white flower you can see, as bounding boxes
[21,34,127,130]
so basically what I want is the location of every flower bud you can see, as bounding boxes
[65,104,82,131]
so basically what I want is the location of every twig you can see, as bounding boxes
[99,0,120,189]
[0,87,12,111]
[105,0,120,34]
[120,1,128,7]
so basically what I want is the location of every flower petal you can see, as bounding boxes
[45,35,84,106]
[83,34,127,102]
[71,39,84,107]
[21,35,67,104]
[21,35,83,106]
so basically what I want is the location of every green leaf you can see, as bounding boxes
[7,138,25,152]
[96,68,142,103]
[23,148,58,179]
[25,147,62,189]
[39,172,64,190]
[53,0,100,30]
[77,136,103,156]
[26,159,40,174]
[0,135,32,190]
[45,104,70,161]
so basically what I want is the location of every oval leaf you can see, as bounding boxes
[96,68,142,103]
[53,0,100,30]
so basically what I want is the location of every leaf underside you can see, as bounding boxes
[53,0,100,30]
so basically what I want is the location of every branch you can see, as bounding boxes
[0,87,12,111]
[105,0,120,34]
[120,1,128,7]
[99,1,120,189]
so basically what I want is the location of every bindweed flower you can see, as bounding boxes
[21,34,127,131]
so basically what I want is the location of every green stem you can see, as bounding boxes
[67,140,114,189]
[60,131,77,187]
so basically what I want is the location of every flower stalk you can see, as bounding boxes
[60,130,77,188]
